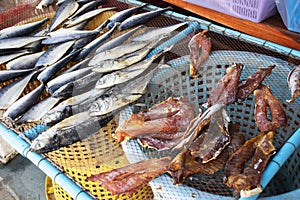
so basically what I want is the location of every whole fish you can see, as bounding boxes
[0,71,36,109]
[0,69,34,82]
[35,41,75,67]
[6,51,45,70]
[88,40,150,66]
[0,18,49,39]
[41,88,106,126]
[36,0,55,10]
[89,58,163,116]
[94,25,144,53]
[74,23,117,61]
[131,22,187,42]
[95,49,167,89]
[42,29,98,45]
[105,4,147,30]
[3,84,46,120]
[287,65,300,103]
[0,50,30,65]
[69,0,107,19]
[49,0,79,32]
[64,7,115,28]
[30,111,113,153]
[118,7,172,31]
[92,37,163,73]
[46,66,93,94]
[62,57,91,74]
[52,71,103,98]
[37,50,80,83]
[0,36,47,50]
[17,96,60,124]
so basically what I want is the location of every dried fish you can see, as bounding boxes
[6,51,45,70]
[188,30,212,77]
[36,0,55,10]
[69,0,107,19]
[253,85,287,132]
[118,7,172,31]
[287,65,300,103]
[0,36,47,50]
[0,18,49,39]
[49,0,79,32]
[0,69,34,82]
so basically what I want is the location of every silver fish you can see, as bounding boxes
[69,0,107,19]
[0,71,36,109]
[0,36,47,50]
[0,50,30,65]
[41,88,106,126]
[118,7,172,31]
[0,18,49,39]
[88,40,150,66]
[36,0,55,10]
[64,7,115,28]
[30,111,113,153]
[52,71,103,98]
[42,29,98,45]
[35,40,75,67]
[37,50,80,83]
[3,84,46,120]
[62,57,91,74]
[49,0,79,32]
[131,22,187,42]
[46,66,93,94]
[89,59,163,116]
[0,69,34,82]
[105,4,147,30]
[91,38,162,73]
[95,49,166,89]
[6,51,45,70]
[74,23,117,61]
[94,25,144,53]
[287,65,300,103]
[17,96,60,124]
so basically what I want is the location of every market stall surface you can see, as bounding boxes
[0,154,46,200]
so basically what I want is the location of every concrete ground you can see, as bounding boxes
[0,154,47,200]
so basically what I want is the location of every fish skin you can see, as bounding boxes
[37,50,81,83]
[17,96,60,124]
[69,0,107,19]
[6,51,45,70]
[49,0,79,32]
[95,25,144,54]
[30,111,113,153]
[0,71,36,109]
[105,4,148,30]
[46,66,93,94]
[0,50,31,65]
[35,41,75,67]
[64,7,115,28]
[74,23,117,61]
[118,7,172,31]
[88,40,150,66]
[131,22,187,42]
[0,18,50,39]
[52,71,103,98]
[42,29,99,45]
[3,84,46,120]
[0,69,34,82]
[0,36,48,50]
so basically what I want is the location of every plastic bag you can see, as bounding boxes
[275,0,300,33]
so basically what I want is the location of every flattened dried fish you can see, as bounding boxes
[0,18,49,39]
[49,0,79,31]
[253,85,287,132]
[287,65,300,103]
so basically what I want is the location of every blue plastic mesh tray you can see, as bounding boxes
[119,50,300,199]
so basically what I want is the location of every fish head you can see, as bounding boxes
[30,129,59,153]
[89,95,114,116]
